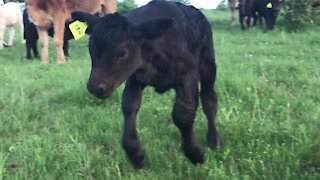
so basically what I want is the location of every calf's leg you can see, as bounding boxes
[239,14,246,30]
[32,39,39,58]
[173,77,204,164]
[38,28,49,64]
[26,39,32,59]
[121,79,145,168]
[63,40,69,57]
[53,15,67,64]
[7,26,15,46]
[0,24,5,49]
[200,55,219,149]
[246,16,251,28]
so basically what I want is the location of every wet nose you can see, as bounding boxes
[87,83,107,97]
[97,84,107,95]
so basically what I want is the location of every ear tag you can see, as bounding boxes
[69,20,88,40]
[266,3,273,9]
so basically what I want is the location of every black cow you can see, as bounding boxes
[239,0,282,30]
[72,0,219,168]
[23,10,74,59]
[239,0,257,30]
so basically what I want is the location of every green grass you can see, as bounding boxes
[0,10,319,179]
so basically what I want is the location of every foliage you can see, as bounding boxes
[117,0,138,13]
[281,0,315,32]
[216,0,228,10]
[0,10,320,179]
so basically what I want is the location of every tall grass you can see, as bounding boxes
[0,10,319,179]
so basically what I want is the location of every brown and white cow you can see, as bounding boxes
[25,0,117,64]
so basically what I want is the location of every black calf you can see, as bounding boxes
[72,0,219,168]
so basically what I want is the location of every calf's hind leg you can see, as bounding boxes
[173,77,204,164]
[200,56,219,149]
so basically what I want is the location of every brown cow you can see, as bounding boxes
[25,0,117,64]
[228,0,239,26]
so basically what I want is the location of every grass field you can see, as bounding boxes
[0,10,319,179]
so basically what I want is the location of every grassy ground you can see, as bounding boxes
[0,10,319,179]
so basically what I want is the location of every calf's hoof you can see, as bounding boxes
[183,145,204,164]
[127,150,145,169]
[207,133,220,149]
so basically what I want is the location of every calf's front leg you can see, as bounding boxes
[121,79,145,168]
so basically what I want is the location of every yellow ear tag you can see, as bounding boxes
[266,3,273,9]
[69,20,88,40]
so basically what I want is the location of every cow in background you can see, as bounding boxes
[0,2,24,49]
[239,0,282,30]
[238,0,256,30]
[255,0,282,30]
[25,0,117,64]
[23,10,74,59]
[228,0,238,26]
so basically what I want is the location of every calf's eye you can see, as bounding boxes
[118,50,126,59]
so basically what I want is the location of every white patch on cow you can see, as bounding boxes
[28,16,38,26]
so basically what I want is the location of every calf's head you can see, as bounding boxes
[261,0,282,30]
[72,12,173,99]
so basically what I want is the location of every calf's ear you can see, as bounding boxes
[136,18,173,40]
[71,12,100,34]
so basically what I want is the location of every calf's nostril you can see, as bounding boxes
[97,84,107,94]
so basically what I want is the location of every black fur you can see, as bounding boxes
[72,0,219,168]
[238,0,282,30]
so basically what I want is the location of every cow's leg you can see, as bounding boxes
[231,9,236,26]
[173,75,204,164]
[7,26,15,46]
[252,13,258,26]
[26,39,32,59]
[258,13,263,26]
[63,40,69,57]
[228,3,234,26]
[0,24,4,49]
[53,15,67,64]
[200,47,219,149]
[32,38,39,59]
[37,28,49,64]
[121,79,145,168]
[239,14,245,30]
[103,0,117,14]
[18,14,25,44]
[246,16,251,28]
